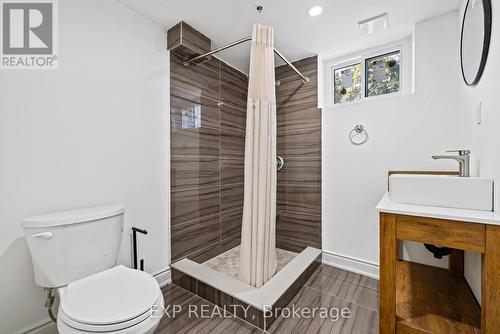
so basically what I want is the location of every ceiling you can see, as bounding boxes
[119,0,462,73]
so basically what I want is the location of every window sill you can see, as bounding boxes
[325,90,414,109]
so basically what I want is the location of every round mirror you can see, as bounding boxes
[460,0,492,86]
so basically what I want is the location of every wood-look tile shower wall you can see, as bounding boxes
[276,56,322,252]
[170,52,248,263]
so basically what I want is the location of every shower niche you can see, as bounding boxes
[168,22,322,330]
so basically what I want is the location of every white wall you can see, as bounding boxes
[0,1,170,333]
[322,12,462,277]
[458,0,500,304]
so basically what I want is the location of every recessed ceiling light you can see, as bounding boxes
[308,6,323,17]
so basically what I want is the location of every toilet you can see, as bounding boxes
[21,205,163,334]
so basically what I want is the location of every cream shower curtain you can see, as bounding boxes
[239,24,278,288]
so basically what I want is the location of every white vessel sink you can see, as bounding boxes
[389,174,493,211]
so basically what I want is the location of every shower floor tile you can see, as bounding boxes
[202,245,297,280]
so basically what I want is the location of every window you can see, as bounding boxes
[366,51,400,97]
[323,37,412,106]
[334,63,362,104]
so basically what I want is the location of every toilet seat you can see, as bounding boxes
[58,265,163,333]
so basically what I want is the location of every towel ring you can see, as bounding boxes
[349,125,368,145]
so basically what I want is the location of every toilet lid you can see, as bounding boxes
[60,265,160,326]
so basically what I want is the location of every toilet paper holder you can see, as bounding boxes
[132,227,148,271]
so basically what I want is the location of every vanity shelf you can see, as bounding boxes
[378,210,500,334]
[396,261,480,333]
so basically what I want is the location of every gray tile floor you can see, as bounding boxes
[155,264,379,334]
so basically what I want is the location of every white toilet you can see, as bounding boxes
[21,205,164,334]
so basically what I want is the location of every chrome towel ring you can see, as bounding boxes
[349,124,368,145]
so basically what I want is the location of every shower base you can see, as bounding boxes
[203,245,297,280]
[171,245,321,331]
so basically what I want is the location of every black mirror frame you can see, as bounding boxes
[460,0,492,86]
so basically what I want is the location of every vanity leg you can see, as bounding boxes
[380,213,397,334]
[482,225,500,334]
[450,249,464,277]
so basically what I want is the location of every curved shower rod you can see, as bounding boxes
[182,36,310,83]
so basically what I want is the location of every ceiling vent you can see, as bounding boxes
[358,13,388,35]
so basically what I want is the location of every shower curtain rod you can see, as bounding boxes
[182,36,310,83]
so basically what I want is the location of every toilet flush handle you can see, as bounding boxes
[31,232,53,240]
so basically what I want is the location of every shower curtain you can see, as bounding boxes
[239,24,278,288]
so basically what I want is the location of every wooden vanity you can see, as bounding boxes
[378,199,500,333]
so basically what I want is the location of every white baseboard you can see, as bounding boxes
[322,250,379,279]
[13,317,56,334]
[153,266,171,287]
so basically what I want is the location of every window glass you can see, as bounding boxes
[366,51,400,97]
[333,63,362,104]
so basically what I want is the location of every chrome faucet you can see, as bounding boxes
[432,150,470,177]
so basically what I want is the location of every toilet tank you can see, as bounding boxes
[21,205,125,288]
